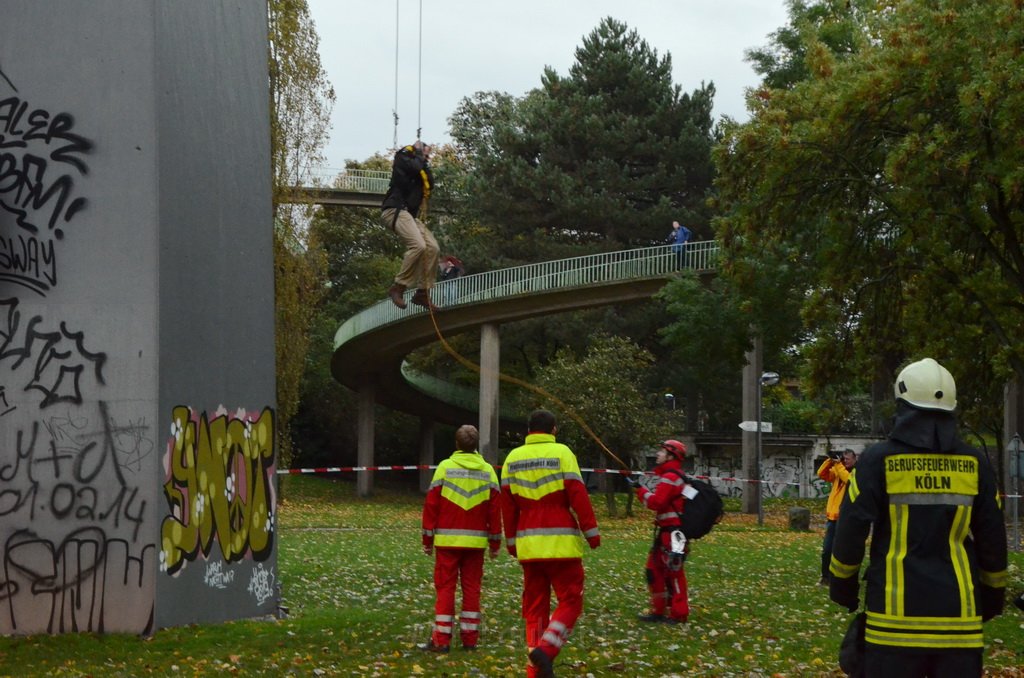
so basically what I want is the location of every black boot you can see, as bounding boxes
[528,647,554,678]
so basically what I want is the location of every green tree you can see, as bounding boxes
[533,335,664,465]
[450,17,717,252]
[268,0,334,467]
[713,0,1023,437]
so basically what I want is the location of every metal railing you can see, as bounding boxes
[334,240,719,350]
[307,167,390,193]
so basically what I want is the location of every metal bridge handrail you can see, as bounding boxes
[307,167,391,193]
[334,240,720,350]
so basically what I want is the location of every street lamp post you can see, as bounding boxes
[757,371,780,526]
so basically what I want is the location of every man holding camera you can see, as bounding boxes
[816,448,858,586]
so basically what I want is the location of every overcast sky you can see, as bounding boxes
[305,1,791,170]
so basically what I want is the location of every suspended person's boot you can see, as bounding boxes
[411,288,438,311]
[388,283,407,309]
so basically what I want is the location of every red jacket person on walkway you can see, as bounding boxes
[501,410,600,678]
[421,424,501,652]
[635,439,690,624]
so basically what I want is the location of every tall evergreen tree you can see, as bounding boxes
[451,17,717,251]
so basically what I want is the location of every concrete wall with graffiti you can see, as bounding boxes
[0,2,276,635]
[688,435,878,501]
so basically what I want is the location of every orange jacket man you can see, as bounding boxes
[501,410,600,678]
[816,449,857,585]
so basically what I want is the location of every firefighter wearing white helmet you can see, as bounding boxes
[829,358,1007,677]
[632,439,691,624]
[894,357,957,411]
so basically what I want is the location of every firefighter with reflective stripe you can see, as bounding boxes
[501,409,600,678]
[420,424,501,653]
[829,358,1008,678]
[634,439,690,624]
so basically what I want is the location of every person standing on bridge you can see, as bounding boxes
[420,424,502,653]
[667,221,692,268]
[501,409,600,678]
[829,358,1007,677]
[382,140,440,310]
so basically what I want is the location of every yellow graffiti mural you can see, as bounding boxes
[160,406,275,575]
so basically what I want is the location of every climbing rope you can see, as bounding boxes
[425,305,632,472]
[392,0,426,147]
[391,0,400,149]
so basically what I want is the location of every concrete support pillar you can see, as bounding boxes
[479,323,501,464]
[742,336,763,515]
[357,381,376,497]
[419,418,435,493]
[1,1,275,633]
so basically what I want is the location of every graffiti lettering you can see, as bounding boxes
[0,529,155,634]
[0,298,106,409]
[203,561,235,590]
[0,232,56,294]
[0,385,15,416]
[247,563,275,606]
[0,94,92,296]
[0,404,149,535]
[0,63,15,92]
[160,406,276,575]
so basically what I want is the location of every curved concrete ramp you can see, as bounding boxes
[331,242,719,427]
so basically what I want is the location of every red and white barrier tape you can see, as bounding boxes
[274,465,1024,498]
[277,465,798,488]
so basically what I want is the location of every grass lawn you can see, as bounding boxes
[1,474,1022,677]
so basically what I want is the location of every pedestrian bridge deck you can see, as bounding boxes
[331,241,719,428]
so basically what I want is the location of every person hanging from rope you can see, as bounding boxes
[382,139,439,310]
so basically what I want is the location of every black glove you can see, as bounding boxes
[980,586,1004,622]
[624,475,638,487]
[1013,591,1024,613]
[830,575,859,613]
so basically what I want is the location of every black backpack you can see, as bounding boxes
[669,472,724,540]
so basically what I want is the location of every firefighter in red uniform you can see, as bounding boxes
[501,410,600,678]
[420,424,502,652]
[633,439,690,624]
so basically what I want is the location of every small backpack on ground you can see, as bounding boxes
[674,474,724,540]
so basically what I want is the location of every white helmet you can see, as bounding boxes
[894,358,957,412]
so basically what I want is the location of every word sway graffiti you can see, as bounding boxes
[0,82,93,296]
[161,407,275,576]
